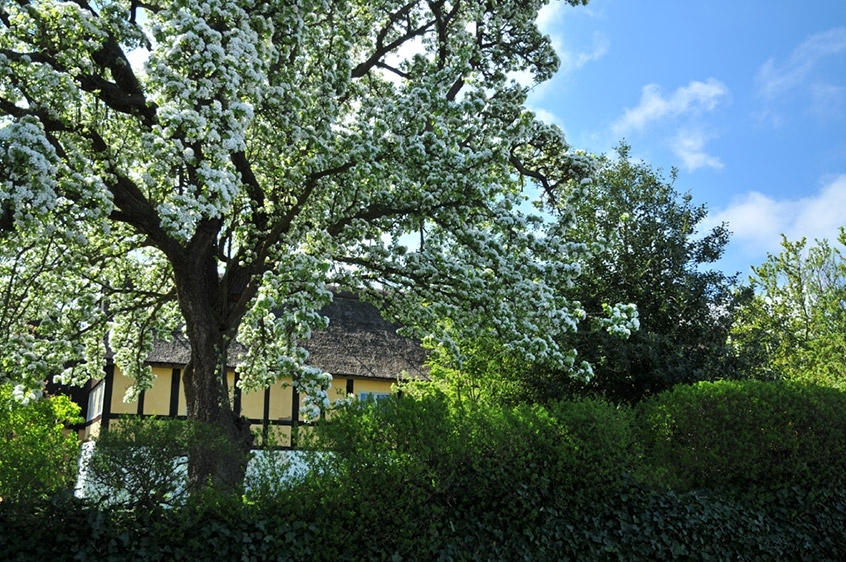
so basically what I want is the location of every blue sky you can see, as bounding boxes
[528,0,846,278]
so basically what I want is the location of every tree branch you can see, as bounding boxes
[509,152,558,206]
[351,1,435,79]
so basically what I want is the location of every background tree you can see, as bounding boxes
[732,229,846,388]
[0,0,601,491]
[435,142,741,405]
[0,385,82,501]
[553,142,742,403]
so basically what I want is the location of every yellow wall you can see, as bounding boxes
[110,367,397,416]
[143,367,173,415]
[266,382,294,421]
[97,366,401,447]
[109,367,134,415]
[330,376,350,401]
[353,378,395,398]
[109,366,177,415]
[240,386,264,419]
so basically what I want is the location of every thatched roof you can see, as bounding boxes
[144,293,429,381]
[303,293,429,380]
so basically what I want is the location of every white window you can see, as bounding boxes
[87,382,105,422]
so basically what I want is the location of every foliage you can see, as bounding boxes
[82,416,245,508]
[282,387,643,559]
[555,141,742,403]
[572,486,846,561]
[0,491,836,562]
[430,141,742,405]
[732,229,846,387]
[638,380,846,493]
[0,0,618,489]
[0,385,81,501]
[3,381,846,559]
[317,387,641,500]
[8,488,846,562]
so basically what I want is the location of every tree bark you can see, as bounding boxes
[172,235,253,494]
[180,328,253,494]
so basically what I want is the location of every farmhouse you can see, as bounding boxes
[62,292,428,448]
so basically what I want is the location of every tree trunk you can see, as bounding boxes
[172,231,254,495]
[181,329,253,495]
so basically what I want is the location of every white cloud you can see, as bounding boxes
[609,79,729,173]
[533,1,608,81]
[791,175,846,241]
[708,175,846,259]
[530,107,564,129]
[536,1,567,31]
[809,83,846,120]
[671,129,724,171]
[756,27,846,101]
[613,78,729,134]
[557,31,610,73]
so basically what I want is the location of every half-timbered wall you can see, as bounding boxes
[79,365,398,448]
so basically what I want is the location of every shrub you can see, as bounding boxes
[2,384,846,561]
[275,388,643,560]
[547,397,643,495]
[82,416,238,508]
[638,380,846,492]
[0,386,81,501]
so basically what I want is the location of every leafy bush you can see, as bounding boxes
[276,388,643,559]
[2,483,844,561]
[83,416,239,508]
[638,380,846,492]
[83,417,192,508]
[2,383,846,560]
[566,485,846,561]
[0,386,81,501]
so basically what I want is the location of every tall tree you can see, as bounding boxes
[441,142,740,405]
[554,142,741,403]
[0,0,599,491]
[732,229,846,387]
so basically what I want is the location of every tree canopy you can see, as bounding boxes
[732,229,846,388]
[554,142,741,403]
[433,142,741,405]
[0,0,605,489]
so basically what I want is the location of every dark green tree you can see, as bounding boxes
[481,142,743,404]
[559,142,742,402]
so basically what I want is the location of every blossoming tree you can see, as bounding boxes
[0,0,608,491]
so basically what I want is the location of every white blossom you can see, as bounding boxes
[0,0,625,416]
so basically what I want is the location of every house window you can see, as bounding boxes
[358,392,390,402]
[87,381,105,422]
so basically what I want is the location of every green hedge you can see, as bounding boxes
[2,487,844,561]
[2,381,846,560]
[638,380,846,492]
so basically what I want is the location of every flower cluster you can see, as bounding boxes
[236,255,332,406]
[598,303,641,339]
[0,118,60,227]
[295,368,333,421]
